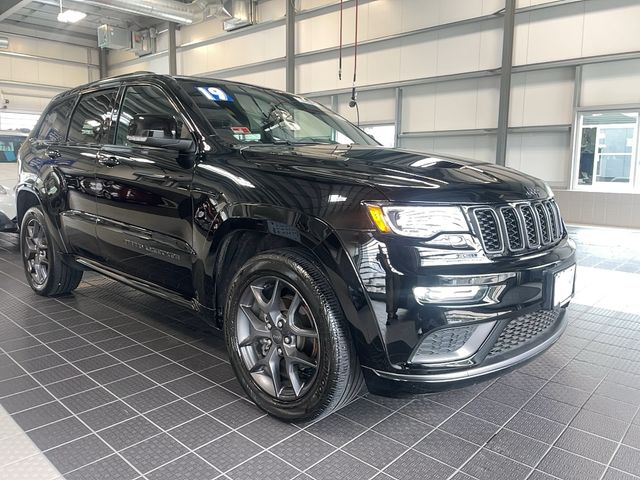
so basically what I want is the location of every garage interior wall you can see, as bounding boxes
[0,33,99,116]
[2,0,632,229]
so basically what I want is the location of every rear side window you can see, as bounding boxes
[36,97,75,143]
[68,88,118,145]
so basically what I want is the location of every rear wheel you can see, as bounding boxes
[224,249,363,422]
[20,206,83,296]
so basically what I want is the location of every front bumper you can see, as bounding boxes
[338,230,576,395]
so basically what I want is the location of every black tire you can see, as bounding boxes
[20,206,83,296]
[224,248,364,422]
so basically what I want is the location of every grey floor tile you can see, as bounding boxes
[209,399,264,429]
[0,374,38,397]
[125,386,179,413]
[538,447,606,480]
[270,431,335,470]
[538,381,591,407]
[570,409,629,441]
[485,429,549,467]
[65,454,139,480]
[196,432,263,472]
[583,395,638,423]
[371,412,433,446]
[336,397,393,427]
[623,424,640,449]
[199,363,236,384]
[440,412,500,446]
[79,400,137,430]
[184,386,239,412]
[146,453,220,480]
[462,449,531,480]
[104,374,156,398]
[169,414,230,449]
[60,387,118,414]
[163,373,215,397]
[384,449,454,480]
[480,382,534,409]
[228,451,298,480]
[74,354,120,373]
[145,399,202,430]
[100,415,162,450]
[414,429,478,469]
[309,450,378,480]
[461,397,518,426]
[603,467,640,480]
[555,427,618,463]
[12,400,71,431]
[47,375,99,399]
[144,363,192,384]
[126,353,172,372]
[2,386,54,413]
[523,395,580,424]
[398,397,457,426]
[237,414,298,448]
[121,433,188,474]
[610,445,640,477]
[32,364,84,385]
[343,430,407,469]
[178,353,224,372]
[27,416,91,451]
[46,434,112,474]
[306,413,367,448]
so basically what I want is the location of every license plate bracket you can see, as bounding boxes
[544,264,576,309]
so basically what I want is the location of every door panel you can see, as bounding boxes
[57,89,117,259]
[95,84,196,296]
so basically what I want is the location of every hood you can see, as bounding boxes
[238,144,551,204]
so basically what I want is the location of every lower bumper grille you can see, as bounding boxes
[488,309,562,357]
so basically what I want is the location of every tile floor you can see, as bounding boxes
[0,225,639,480]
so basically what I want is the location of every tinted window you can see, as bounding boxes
[0,135,26,163]
[36,97,75,143]
[68,89,118,145]
[115,84,191,146]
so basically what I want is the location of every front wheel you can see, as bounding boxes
[20,206,83,296]
[224,249,363,422]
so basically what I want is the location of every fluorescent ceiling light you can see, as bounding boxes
[57,9,87,23]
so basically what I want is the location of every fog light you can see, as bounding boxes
[413,285,485,304]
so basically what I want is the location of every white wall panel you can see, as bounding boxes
[507,132,571,185]
[581,59,640,107]
[514,3,584,65]
[509,68,574,127]
[582,0,640,57]
[336,88,395,124]
[399,134,496,163]
[257,0,286,21]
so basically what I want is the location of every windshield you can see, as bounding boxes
[177,79,378,147]
[0,135,26,163]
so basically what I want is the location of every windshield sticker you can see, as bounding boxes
[197,86,233,102]
[231,126,251,134]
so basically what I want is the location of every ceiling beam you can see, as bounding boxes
[0,21,97,47]
[0,0,33,22]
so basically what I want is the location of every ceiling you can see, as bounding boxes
[0,0,179,47]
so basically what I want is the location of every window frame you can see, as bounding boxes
[66,86,120,146]
[112,81,198,150]
[34,95,78,144]
[571,105,640,193]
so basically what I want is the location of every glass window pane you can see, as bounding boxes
[362,125,396,148]
[115,85,191,146]
[596,155,632,183]
[68,90,117,145]
[578,127,596,185]
[37,97,76,143]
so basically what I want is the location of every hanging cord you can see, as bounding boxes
[338,0,344,80]
[349,0,360,125]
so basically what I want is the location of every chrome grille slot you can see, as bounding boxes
[474,209,503,253]
[472,199,565,257]
[535,203,551,244]
[500,207,524,251]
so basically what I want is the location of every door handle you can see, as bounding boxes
[46,149,60,159]
[98,155,120,167]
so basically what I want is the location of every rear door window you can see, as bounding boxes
[36,96,76,143]
[68,89,118,145]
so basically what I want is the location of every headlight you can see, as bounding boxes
[366,204,469,239]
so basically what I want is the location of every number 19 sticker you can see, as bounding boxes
[197,87,233,102]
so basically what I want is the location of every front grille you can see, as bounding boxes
[473,199,564,257]
[488,309,561,357]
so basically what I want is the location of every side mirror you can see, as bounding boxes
[126,114,194,152]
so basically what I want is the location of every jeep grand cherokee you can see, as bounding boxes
[16,73,576,421]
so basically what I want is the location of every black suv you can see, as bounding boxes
[16,73,576,421]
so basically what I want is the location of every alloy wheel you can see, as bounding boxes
[235,276,320,400]
[23,218,49,286]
